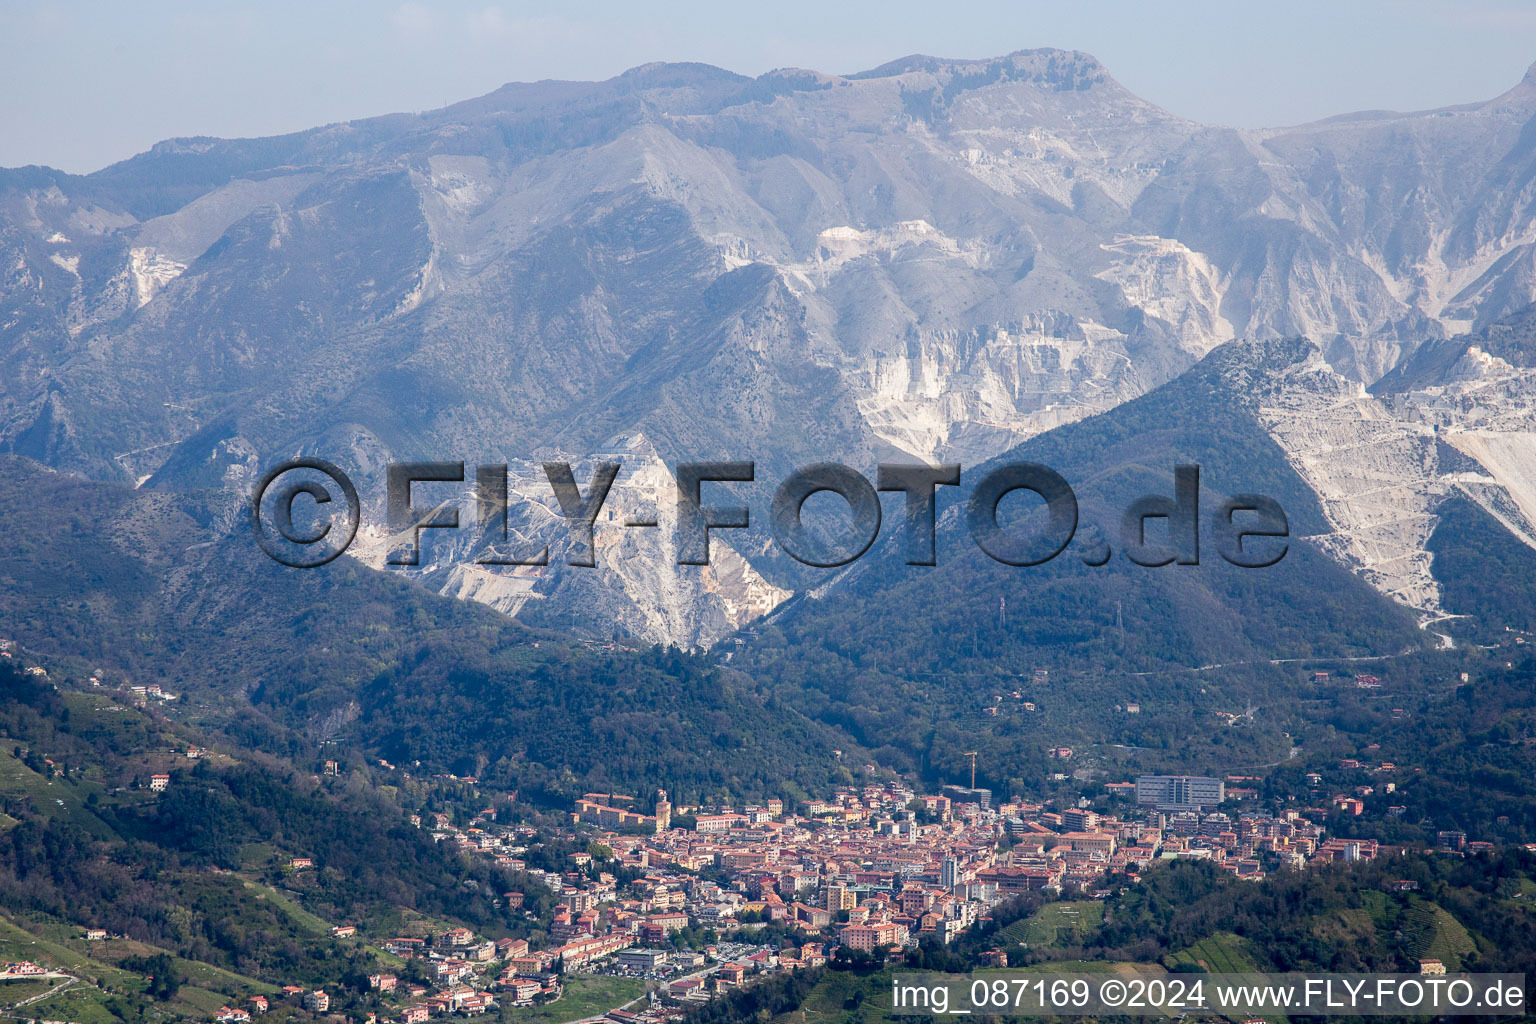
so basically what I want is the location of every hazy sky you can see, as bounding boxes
[4,1,1535,173]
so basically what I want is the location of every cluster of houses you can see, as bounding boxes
[212,987,325,1023]
[324,764,1414,1024]
[155,761,1536,1024]
[379,930,543,1012]
[395,769,1452,975]
[517,774,1417,951]
[333,915,792,1024]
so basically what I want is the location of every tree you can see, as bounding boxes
[124,953,180,1000]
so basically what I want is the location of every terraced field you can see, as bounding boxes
[1398,902,1476,970]
[1166,932,1261,973]
[996,902,1106,948]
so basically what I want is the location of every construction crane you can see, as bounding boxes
[963,751,978,790]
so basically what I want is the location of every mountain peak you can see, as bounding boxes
[846,48,1106,85]
[1473,57,1536,109]
[612,60,750,90]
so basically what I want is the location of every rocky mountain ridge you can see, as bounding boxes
[4,48,1536,644]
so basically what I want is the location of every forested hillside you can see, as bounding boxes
[0,456,849,801]
[720,853,1536,1024]
[0,660,561,1022]
[737,340,1428,793]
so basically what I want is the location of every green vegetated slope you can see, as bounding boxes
[0,910,279,1024]
[1395,902,1476,970]
[499,975,645,1024]
[1,336,1522,817]
[740,339,1426,791]
[994,902,1105,949]
[1426,495,1536,636]
[0,659,559,1022]
[1165,932,1261,973]
[1085,857,1534,974]
[0,455,849,802]
[721,853,1536,1024]
[1298,652,1536,842]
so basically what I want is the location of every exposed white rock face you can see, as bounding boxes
[346,435,790,648]
[1246,349,1447,616]
[1234,336,1536,626]
[848,314,1146,463]
[797,221,991,283]
[427,156,495,215]
[1442,431,1536,548]
[1097,235,1234,358]
[724,218,1230,463]
[519,448,791,646]
[1380,345,1536,550]
[6,49,1536,644]
[127,247,187,307]
[438,561,545,617]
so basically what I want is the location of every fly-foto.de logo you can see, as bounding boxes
[251,459,1290,571]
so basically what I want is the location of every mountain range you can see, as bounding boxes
[3,47,1536,649]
